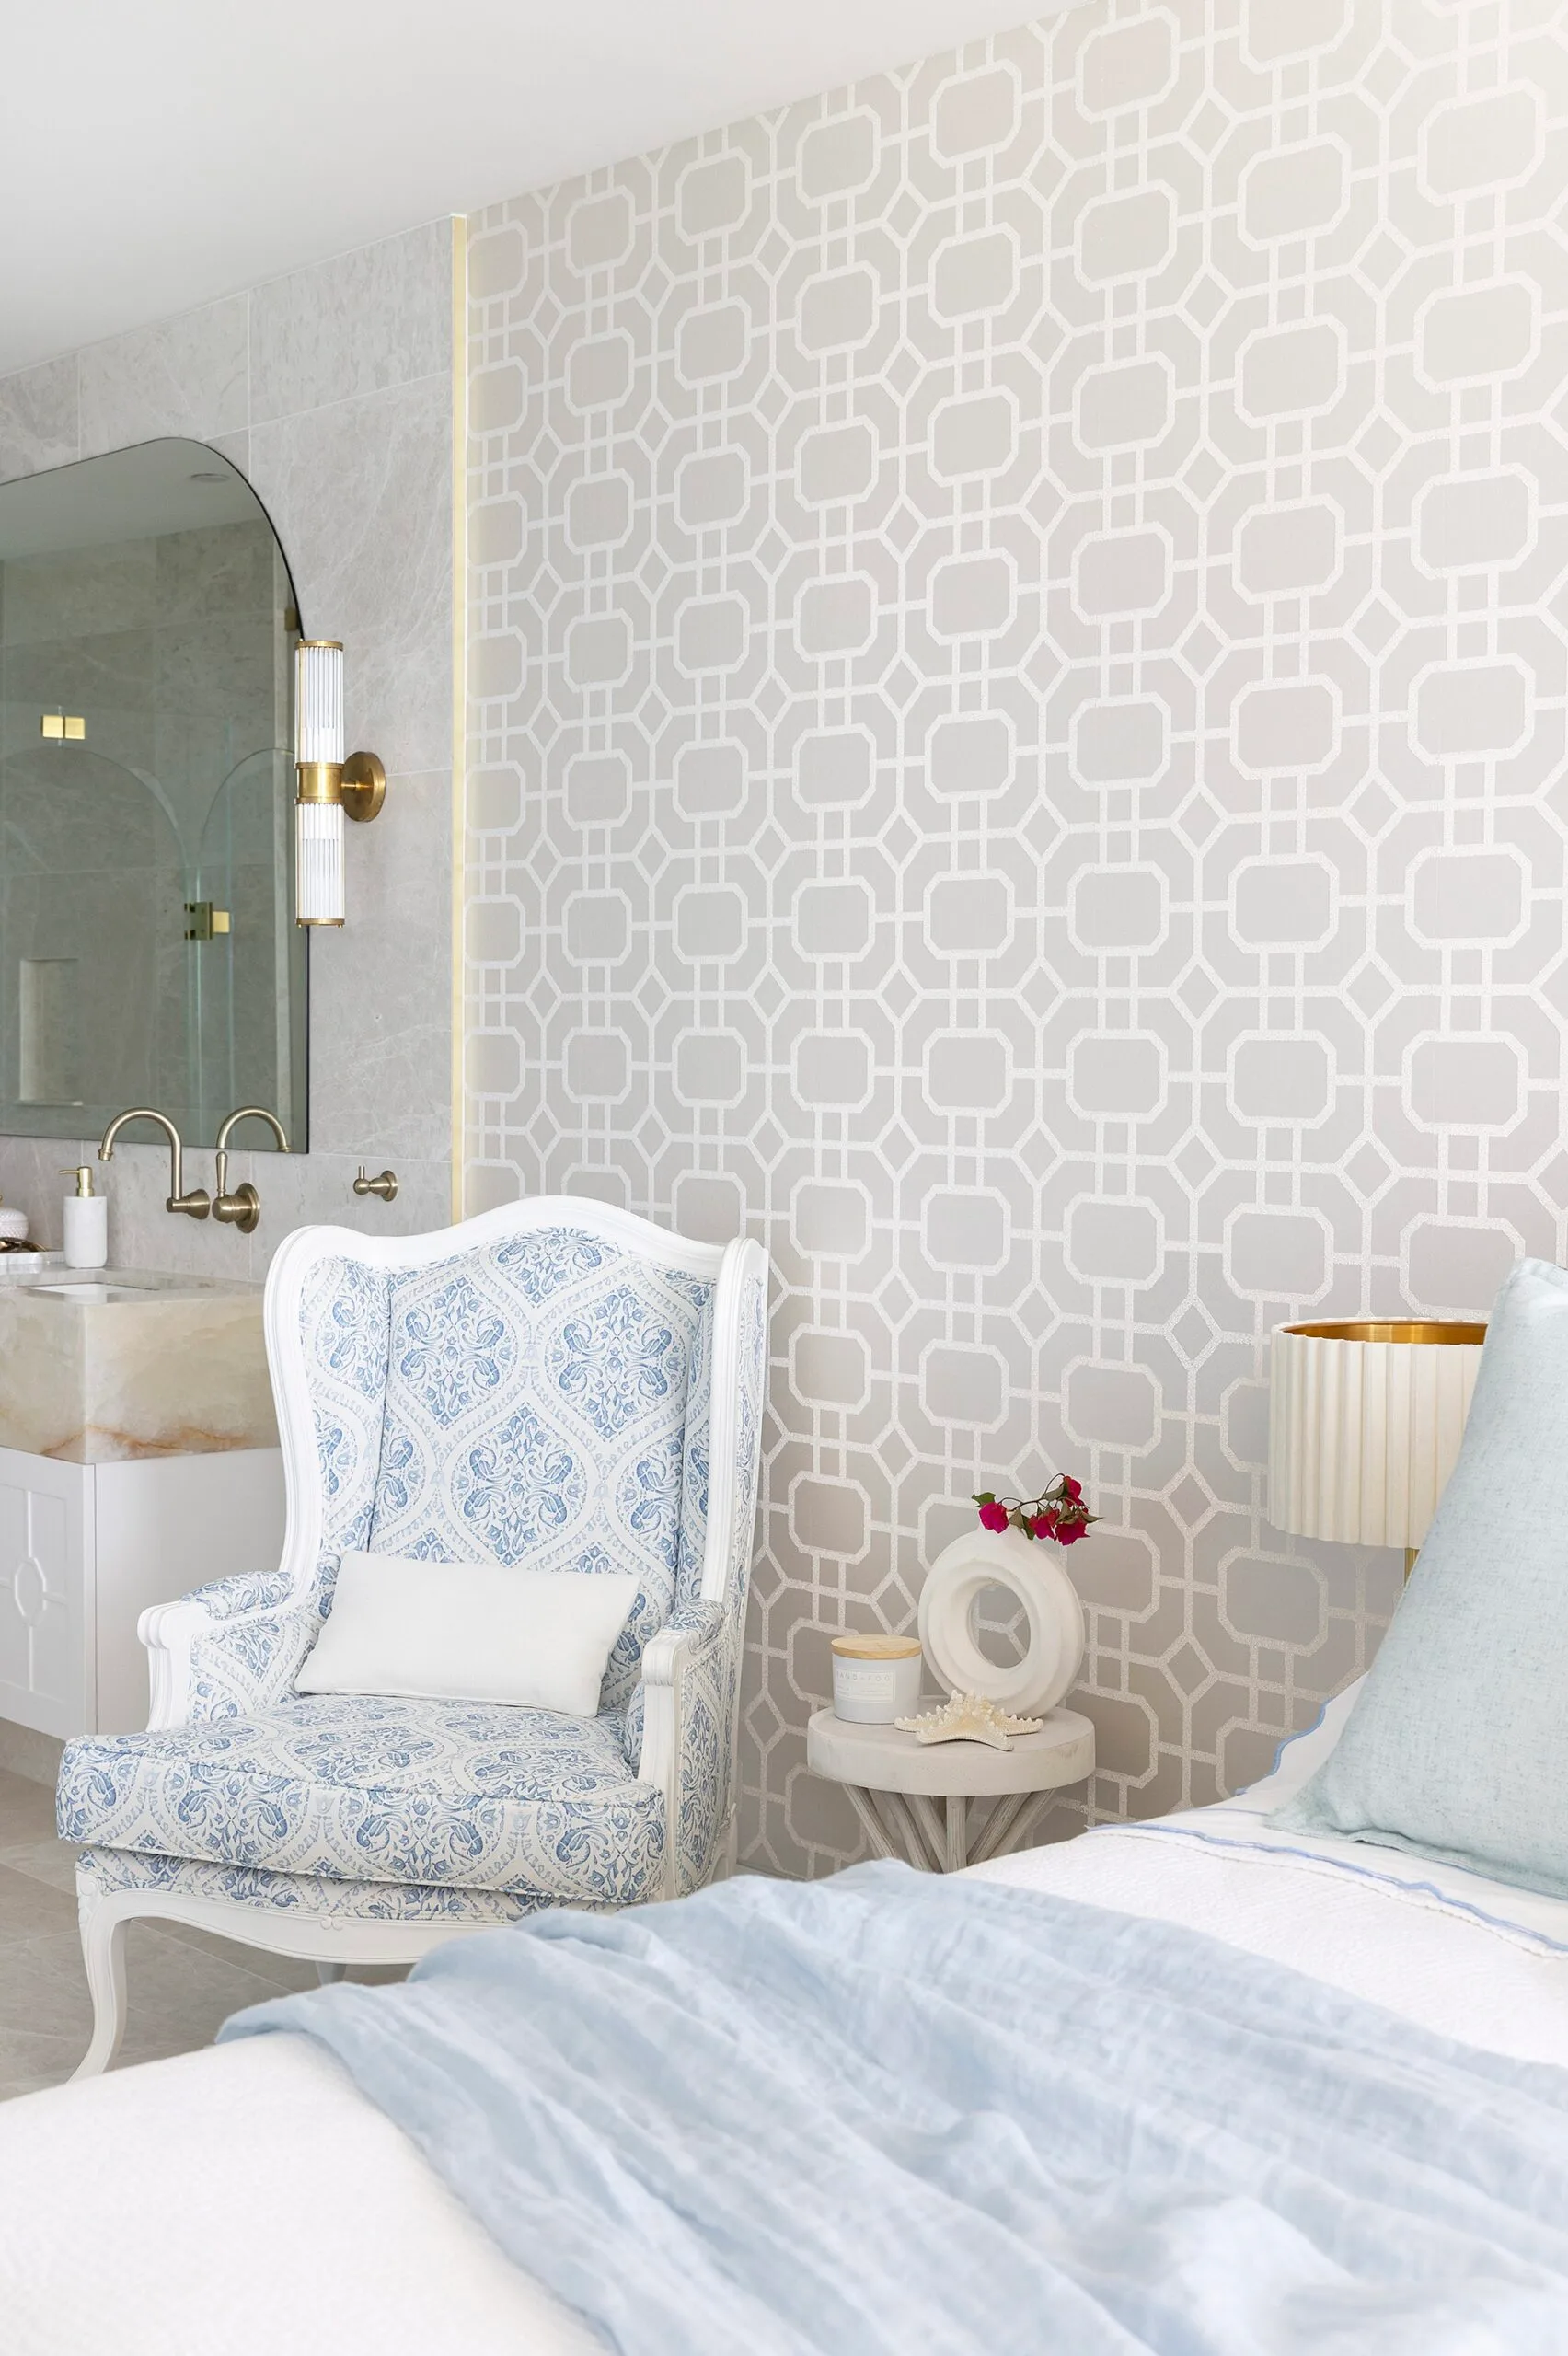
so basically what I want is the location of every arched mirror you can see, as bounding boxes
[0,438,306,1149]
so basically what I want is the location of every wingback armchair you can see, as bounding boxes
[57,1198,769,2076]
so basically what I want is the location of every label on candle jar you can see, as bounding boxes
[831,1639,923,1724]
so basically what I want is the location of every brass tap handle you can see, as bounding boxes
[211,1106,290,1236]
[353,1167,398,1202]
[212,1169,261,1232]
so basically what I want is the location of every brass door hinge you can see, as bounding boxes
[184,903,232,941]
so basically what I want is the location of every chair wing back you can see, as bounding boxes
[284,1210,719,1710]
[298,1251,395,1560]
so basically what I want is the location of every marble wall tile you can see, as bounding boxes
[251,219,452,422]
[244,1147,455,1269]
[247,374,453,774]
[206,427,250,482]
[0,357,78,482]
[0,1137,82,1251]
[78,296,250,457]
[307,770,452,1165]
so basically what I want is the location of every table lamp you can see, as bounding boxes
[1268,1320,1486,1577]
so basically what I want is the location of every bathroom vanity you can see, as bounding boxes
[0,1267,283,1738]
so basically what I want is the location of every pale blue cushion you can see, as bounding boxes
[1273,1256,1568,1895]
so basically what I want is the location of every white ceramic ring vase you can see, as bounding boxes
[918,1525,1086,1718]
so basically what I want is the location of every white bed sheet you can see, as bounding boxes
[7,1778,1568,2355]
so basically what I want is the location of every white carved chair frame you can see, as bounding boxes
[68,1198,769,2076]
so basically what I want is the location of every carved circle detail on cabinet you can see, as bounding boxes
[13,1556,47,1626]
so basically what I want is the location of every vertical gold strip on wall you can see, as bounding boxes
[450,210,469,1223]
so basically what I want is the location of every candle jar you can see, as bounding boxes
[831,1634,924,1725]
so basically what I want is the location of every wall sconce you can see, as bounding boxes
[294,640,386,928]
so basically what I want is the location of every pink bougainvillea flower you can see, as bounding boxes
[1059,1476,1083,1502]
[1056,1518,1087,1544]
[1029,1510,1059,1540]
[977,1501,1009,1532]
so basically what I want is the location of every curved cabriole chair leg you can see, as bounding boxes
[73,1890,130,2080]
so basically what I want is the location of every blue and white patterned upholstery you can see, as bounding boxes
[58,1206,769,1942]
[365,1231,709,1709]
[59,1695,663,1904]
[75,1845,557,1925]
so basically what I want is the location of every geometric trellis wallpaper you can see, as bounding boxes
[465,0,1568,1877]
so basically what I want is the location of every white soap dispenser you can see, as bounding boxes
[60,1166,108,1270]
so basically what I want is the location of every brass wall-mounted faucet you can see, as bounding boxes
[213,1106,290,1232]
[98,1108,210,1218]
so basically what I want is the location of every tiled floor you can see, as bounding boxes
[0,1768,387,2100]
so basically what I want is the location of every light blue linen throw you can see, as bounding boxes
[223,1863,1568,2353]
[1274,1256,1568,1893]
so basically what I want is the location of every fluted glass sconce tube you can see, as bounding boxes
[295,799,346,927]
[292,638,386,928]
[295,640,344,766]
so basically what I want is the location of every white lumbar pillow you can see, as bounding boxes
[295,1551,640,1716]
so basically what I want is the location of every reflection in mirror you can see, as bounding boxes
[0,438,306,1149]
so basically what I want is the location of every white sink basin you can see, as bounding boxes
[18,1268,248,1305]
[31,1283,163,1304]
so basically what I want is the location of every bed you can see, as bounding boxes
[6,1680,1568,2353]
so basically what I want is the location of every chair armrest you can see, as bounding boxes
[142,1565,329,1730]
[634,1601,735,1900]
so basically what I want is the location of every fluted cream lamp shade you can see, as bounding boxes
[293,639,386,927]
[1269,1320,1486,1570]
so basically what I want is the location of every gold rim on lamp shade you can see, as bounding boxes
[1269,1317,1486,1558]
[1281,1320,1486,1345]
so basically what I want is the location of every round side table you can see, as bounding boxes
[806,1706,1095,1873]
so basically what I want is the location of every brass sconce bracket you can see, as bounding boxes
[341,750,386,823]
[296,752,386,821]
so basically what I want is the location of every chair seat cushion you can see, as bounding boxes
[57,1697,664,1905]
[75,1844,562,1926]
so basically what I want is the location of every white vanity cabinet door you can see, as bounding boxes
[0,1445,286,1740]
[0,1449,93,1739]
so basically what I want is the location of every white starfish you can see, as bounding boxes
[894,1691,1043,1750]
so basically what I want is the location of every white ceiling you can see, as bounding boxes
[1,0,1043,376]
